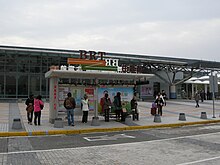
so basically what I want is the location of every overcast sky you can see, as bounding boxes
[0,0,220,61]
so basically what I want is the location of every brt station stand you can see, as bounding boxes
[45,70,153,126]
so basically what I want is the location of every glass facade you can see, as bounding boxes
[0,49,72,99]
[1,46,219,100]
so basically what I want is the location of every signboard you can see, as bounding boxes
[97,87,133,113]
[58,86,95,111]
[68,58,106,66]
[85,88,95,111]
[140,85,153,96]
[209,75,218,92]
[63,54,144,73]
[71,88,83,108]
[58,87,70,111]
[58,87,82,111]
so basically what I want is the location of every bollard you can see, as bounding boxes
[179,113,186,121]
[125,115,133,125]
[54,118,64,128]
[154,114,161,123]
[91,117,100,126]
[12,118,22,129]
[201,112,207,119]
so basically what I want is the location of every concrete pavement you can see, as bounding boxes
[0,100,220,137]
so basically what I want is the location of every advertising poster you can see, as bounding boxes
[71,88,83,108]
[84,88,95,111]
[58,86,83,111]
[98,87,133,113]
[140,85,153,96]
[58,87,69,111]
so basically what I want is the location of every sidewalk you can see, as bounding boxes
[0,100,220,137]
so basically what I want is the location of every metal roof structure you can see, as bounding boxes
[1,45,220,85]
[1,45,219,72]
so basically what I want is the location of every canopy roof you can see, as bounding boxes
[1,45,220,71]
[184,76,220,84]
[45,70,154,80]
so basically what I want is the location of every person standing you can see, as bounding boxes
[34,95,44,126]
[200,90,205,102]
[161,90,167,106]
[195,92,200,108]
[81,94,89,123]
[131,96,139,120]
[155,94,164,116]
[25,94,34,125]
[64,92,76,126]
[100,90,108,114]
[113,92,122,121]
[103,93,112,122]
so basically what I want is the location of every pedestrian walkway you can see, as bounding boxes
[0,100,220,136]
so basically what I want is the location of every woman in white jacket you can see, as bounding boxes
[81,94,89,123]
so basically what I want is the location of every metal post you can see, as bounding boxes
[49,77,59,123]
[211,71,216,118]
[95,86,98,118]
[91,78,100,126]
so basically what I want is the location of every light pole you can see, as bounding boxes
[210,70,216,118]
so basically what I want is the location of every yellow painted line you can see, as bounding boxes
[66,130,80,135]
[0,120,220,137]
[125,120,220,131]
[8,132,28,136]
[31,131,46,136]
[0,132,9,137]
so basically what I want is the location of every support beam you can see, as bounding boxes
[49,77,59,124]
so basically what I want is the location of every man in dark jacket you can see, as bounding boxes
[25,94,34,125]
[64,92,76,126]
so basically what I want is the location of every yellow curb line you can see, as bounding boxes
[0,119,220,137]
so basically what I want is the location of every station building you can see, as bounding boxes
[0,45,220,101]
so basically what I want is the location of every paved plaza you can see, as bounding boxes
[0,99,220,136]
[1,100,220,164]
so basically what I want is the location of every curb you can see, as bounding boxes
[1,119,220,137]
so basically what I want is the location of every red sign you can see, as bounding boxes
[85,88,94,95]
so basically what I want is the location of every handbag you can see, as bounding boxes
[40,104,44,110]
[26,105,34,113]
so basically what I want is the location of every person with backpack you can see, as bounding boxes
[25,94,34,125]
[34,95,44,126]
[64,92,76,126]
[81,94,89,123]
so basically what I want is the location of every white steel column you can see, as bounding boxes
[91,79,100,126]
[204,84,208,99]
[192,84,194,98]
[49,77,59,123]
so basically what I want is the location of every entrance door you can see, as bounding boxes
[153,82,160,97]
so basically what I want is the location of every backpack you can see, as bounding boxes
[65,98,73,108]
[26,105,34,113]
